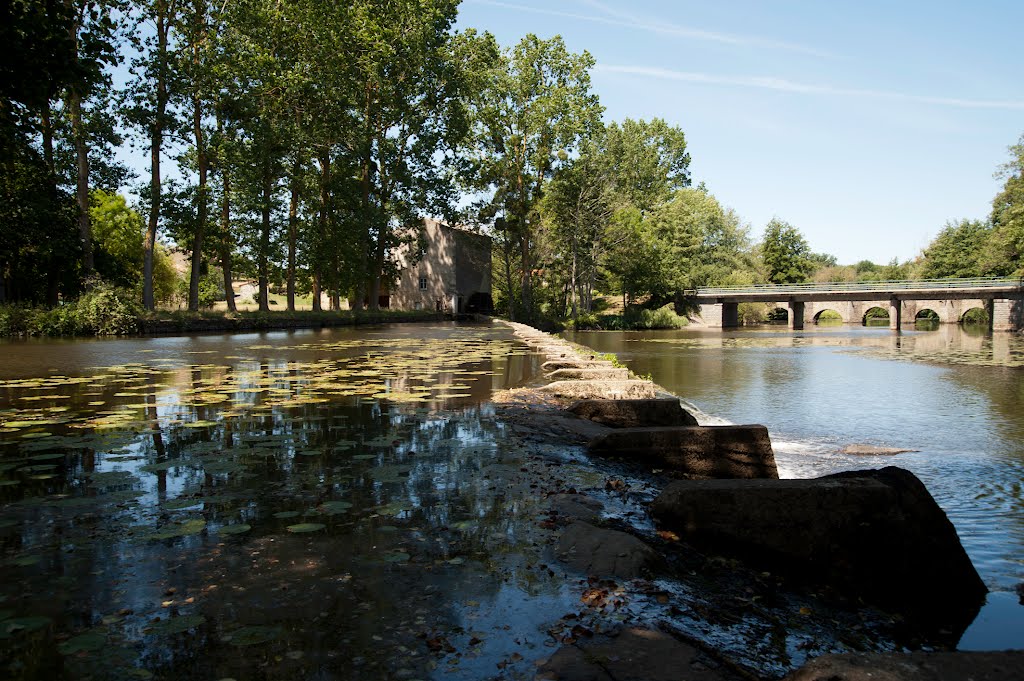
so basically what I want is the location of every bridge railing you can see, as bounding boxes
[690,276,1024,297]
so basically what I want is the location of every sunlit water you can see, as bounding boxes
[567,323,1024,651]
[2,321,1021,680]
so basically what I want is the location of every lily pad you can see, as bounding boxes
[148,614,206,636]
[382,550,411,563]
[273,511,300,519]
[318,501,352,515]
[285,523,325,533]
[219,523,252,535]
[58,630,106,655]
[2,616,52,636]
[225,625,281,646]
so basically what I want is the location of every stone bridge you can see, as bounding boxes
[692,278,1024,332]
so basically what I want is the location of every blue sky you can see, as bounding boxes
[456,0,1024,264]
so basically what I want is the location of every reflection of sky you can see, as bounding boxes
[567,325,1024,597]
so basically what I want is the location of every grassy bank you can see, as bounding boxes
[0,285,447,338]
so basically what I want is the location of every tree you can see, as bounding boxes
[984,134,1024,276]
[919,219,992,279]
[760,218,813,284]
[601,118,690,213]
[469,34,603,321]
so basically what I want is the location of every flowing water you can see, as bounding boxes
[567,322,1024,651]
[1,321,1021,680]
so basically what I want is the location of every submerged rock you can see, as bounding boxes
[537,627,741,681]
[568,398,699,428]
[841,444,918,455]
[556,521,660,579]
[783,650,1024,681]
[650,466,986,634]
[588,425,778,479]
[541,380,658,401]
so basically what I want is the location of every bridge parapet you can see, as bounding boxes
[691,276,1023,298]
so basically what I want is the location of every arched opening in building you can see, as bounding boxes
[863,306,890,326]
[813,309,843,325]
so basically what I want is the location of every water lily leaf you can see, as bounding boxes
[58,630,106,655]
[318,501,351,515]
[219,524,251,535]
[273,511,300,519]
[285,523,325,533]
[148,614,206,636]
[226,625,281,646]
[141,519,206,541]
[181,420,218,428]
[382,550,410,563]
[2,616,52,636]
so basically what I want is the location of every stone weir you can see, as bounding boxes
[495,319,1008,681]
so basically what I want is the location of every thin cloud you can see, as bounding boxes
[468,0,836,58]
[596,64,1024,111]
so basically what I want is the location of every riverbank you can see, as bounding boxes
[0,300,453,338]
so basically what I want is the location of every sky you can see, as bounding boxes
[455,0,1024,264]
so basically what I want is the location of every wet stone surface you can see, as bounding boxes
[0,324,970,680]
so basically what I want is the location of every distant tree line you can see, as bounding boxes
[1,1,1021,325]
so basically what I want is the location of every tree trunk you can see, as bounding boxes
[311,270,322,312]
[188,92,208,311]
[258,163,271,312]
[40,104,55,175]
[287,165,298,311]
[143,6,170,311]
[69,90,92,276]
[369,239,385,311]
[219,167,236,312]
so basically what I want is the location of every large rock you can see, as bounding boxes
[784,651,1024,681]
[651,467,987,630]
[541,380,657,401]
[547,367,631,381]
[588,425,778,479]
[537,627,740,681]
[556,521,660,579]
[568,398,699,428]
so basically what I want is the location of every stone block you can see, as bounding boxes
[568,398,699,428]
[556,521,660,579]
[540,380,657,401]
[651,467,987,630]
[784,651,1024,681]
[587,425,778,479]
[547,367,631,381]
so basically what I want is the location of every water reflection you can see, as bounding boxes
[0,324,577,680]
[566,325,1024,603]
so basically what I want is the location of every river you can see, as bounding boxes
[566,322,1024,651]
[0,321,1020,680]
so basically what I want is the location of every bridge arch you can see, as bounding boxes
[862,306,890,326]
[813,309,843,324]
[767,307,789,323]
[960,306,989,325]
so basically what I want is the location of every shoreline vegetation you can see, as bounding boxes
[0,284,446,338]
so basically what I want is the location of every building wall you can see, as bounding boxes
[390,219,457,311]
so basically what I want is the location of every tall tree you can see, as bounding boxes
[126,0,180,310]
[761,218,813,284]
[985,134,1024,276]
[470,34,602,321]
[920,219,992,279]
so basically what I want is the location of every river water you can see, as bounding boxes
[1,321,1021,680]
[567,322,1024,651]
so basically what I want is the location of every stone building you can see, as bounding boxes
[388,219,492,313]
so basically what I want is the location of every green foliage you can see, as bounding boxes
[816,309,842,320]
[985,134,1024,276]
[760,218,813,284]
[961,307,990,325]
[568,304,687,330]
[920,219,992,278]
[0,280,141,336]
[738,303,769,325]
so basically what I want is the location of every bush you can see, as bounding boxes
[567,304,687,330]
[0,281,141,336]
